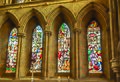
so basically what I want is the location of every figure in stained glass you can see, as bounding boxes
[87,20,102,73]
[6,28,18,73]
[30,25,43,72]
[58,23,70,73]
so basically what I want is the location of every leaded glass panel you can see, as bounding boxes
[30,25,43,72]
[58,23,70,73]
[87,21,102,73]
[6,28,18,73]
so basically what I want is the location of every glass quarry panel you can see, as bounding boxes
[58,23,70,73]
[6,28,18,73]
[87,21,102,73]
[30,25,43,72]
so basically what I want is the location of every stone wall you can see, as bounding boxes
[0,0,116,81]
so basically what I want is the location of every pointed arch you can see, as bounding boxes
[77,2,111,79]
[58,23,70,73]
[6,28,18,73]
[47,6,76,30]
[20,8,47,33]
[0,12,19,29]
[77,2,109,30]
[20,10,45,76]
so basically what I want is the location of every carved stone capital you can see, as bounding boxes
[74,28,81,33]
[45,30,52,36]
[18,33,25,37]
[110,59,120,73]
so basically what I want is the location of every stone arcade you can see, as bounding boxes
[0,0,120,82]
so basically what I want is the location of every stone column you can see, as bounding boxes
[116,72,120,82]
[116,41,120,82]
[74,23,81,79]
[111,58,120,82]
[109,0,120,82]
[43,27,52,79]
[109,0,116,59]
[16,32,25,79]
[117,0,120,39]
[4,0,11,5]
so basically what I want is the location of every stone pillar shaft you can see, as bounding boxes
[109,0,117,59]
[44,30,51,78]
[74,26,80,79]
[16,33,24,79]
[109,1,120,82]
[5,0,12,4]
[116,73,120,82]
[117,0,120,39]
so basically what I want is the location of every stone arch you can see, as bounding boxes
[47,6,76,30]
[77,2,109,30]
[20,8,47,33]
[0,11,19,78]
[77,2,111,79]
[19,8,47,77]
[0,11,19,28]
[46,6,75,78]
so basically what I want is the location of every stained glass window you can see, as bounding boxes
[58,23,70,73]
[87,20,102,73]
[6,28,18,73]
[30,25,43,72]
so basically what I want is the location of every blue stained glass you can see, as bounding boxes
[30,25,43,72]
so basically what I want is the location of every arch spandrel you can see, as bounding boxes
[47,6,76,30]
[77,2,111,79]
[77,2,109,31]
[0,11,20,29]
[19,8,47,33]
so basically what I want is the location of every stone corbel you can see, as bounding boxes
[111,41,120,73]
[73,22,81,33]
[44,22,52,36]
[110,58,120,73]
[74,28,81,33]
[45,30,52,36]
[17,25,25,37]
[17,33,25,37]
[110,58,120,82]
